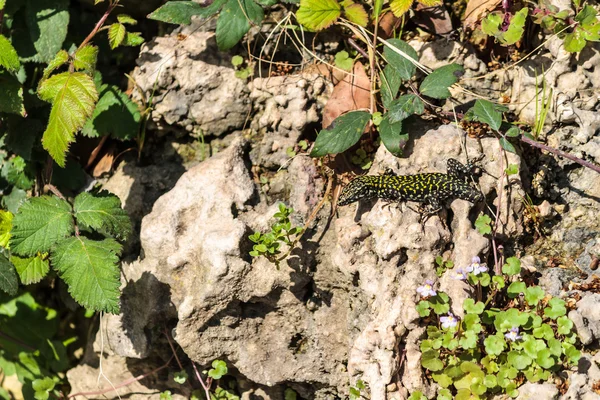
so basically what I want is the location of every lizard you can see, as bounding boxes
[337,158,484,217]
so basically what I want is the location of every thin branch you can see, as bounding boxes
[163,328,184,370]
[191,362,212,400]
[521,135,600,174]
[76,0,120,53]
[347,38,369,60]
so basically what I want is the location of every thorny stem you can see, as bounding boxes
[521,135,600,174]
[76,1,120,53]
[66,355,174,398]
[46,183,66,201]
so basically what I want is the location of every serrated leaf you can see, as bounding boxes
[25,0,69,63]
[389,0,412,17]
[82,84,141,140]
[122,32,145,47]
[117,14,137,25]
[0,0,5,10]
[11,255,49,285]
[310,111,370,157]
[74,192,131,240]
[383,39,418,81]
[388,94,424,123]
[0,254,18,296]
[42,50,69,79]
[38,72,99,167]
[148,0,226,24]
[11,196,74,256]
[297,0,341,31]
[379,115,407,156]
[0,72,25,116]
[216,0,264,50]
[419,63,463,99]
[0,210,13,248]
[343,2,368,27]
[0,34,21,72]
[51,237,122,314]
[108,23,126,49]
[72,45,98,72]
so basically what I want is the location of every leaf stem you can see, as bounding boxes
[75,0,120,54]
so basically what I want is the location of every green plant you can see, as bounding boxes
[249,203,303,268]
[434,256,454,277]
[0,190,131,314]
[349,379,366,399]
[414,257,581,399]
[350,148,373,170]
[482,8,529,46]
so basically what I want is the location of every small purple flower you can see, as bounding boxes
[466,256,488,275]
[451,267,468,281]
[505,327,522,342]
[417,280,437,298]
[440,313,458,329]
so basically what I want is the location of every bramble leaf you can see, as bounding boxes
[216,0,264,50]
[10,196,74,256]
[43,50,69,79]
[148,0,226,24]
[122,32,145,47]
[72,45,98,72]
[419,64,463,99]
[0,254,18,296]
[25,0,69,63]
[389,0,412,17]
[297,0,340,31]
[117,14,137,25]
[310,111,370,157]
[73,192,131,240]
[0,73,25,116]
[11,255,49,285]
[37,72,99,167]
[51,237,122,313]
[0,210,13,248]
[82,84,141,140]
[0,34,20,72]
[108,23,126,49]
[343,1,368,27]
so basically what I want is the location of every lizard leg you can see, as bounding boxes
[419,197,442,223]
[447,156,484,181]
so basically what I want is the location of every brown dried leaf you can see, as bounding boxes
[322,61,370,128]
[463,0,501,28]
[413,2,453,35]
[378,11,402,38]
[92,146,115,177]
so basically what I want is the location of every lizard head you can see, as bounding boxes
[338,176,376,206]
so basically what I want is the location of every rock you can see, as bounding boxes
[570,294,600,345]
[516,382,559,400]
[248,73,329,168]
[132,26,251,137]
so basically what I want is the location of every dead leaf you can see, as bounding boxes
[304,63,347,85]
[92,145,116,177]
[379,12,402,38]
[463,0,501,28]
[322,61,370,129]
[413,3,453,35]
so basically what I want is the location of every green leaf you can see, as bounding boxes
[81,84,141,140]
[463,298,485,314]
[0,0,4,10]
[507,351,532,370]
[475,213,492,235]
[492,275,505,289]
[11,255,49,285]
[160,390,172,400]
[564,343,581,364]
[11,196,74,256]
[297,0,341,31]
[502,257,521,276]
[419,64,463,100]
[563,28,587,53]
[122,32,145,47]
[216,0,264,50]
[381,65,402,108]
[117,14,137,25]
[208,359,228,379]
[533,324,554,341]
[310,111,370,157]
[42,50,69,79]
[524,286,545,306]
[421,350,444,371]
[484,334,505,356]
[430,292,450,315]
[32,377,54,399]
[51,237,122,313]
[108,23,126,49]
[507,281,526,298]
[416,300,431,317]
[73,192,131,240]
[481,12,502,36]
[502,8,528,45]
[437,389,452,400]
[408,391,427,400]
[0,254,18,296]
[575,5,597,25]
[0,210,12,248]
[557,315,573,334]
[389,0,412,17]
[174,370,188,384]
[72,45,98,72]
[334,50,353,71]
[284,388,297,400]
[387,94,424,123]
[37,72,99,167]
[505,126,521,138]
[148,0,226,24]
[25,0,69,63]
[505,163,519,176]
[544,297,566,319]
[459,330,478,349]
[432,371,452,388]
[343,1,368,27]
[383,39,418,81]
[536,349,556,369]
[379,115,407,157]
[0,72,25,116]
[471,99,504,131]
[0,34,21,72]
[499,137,517,154]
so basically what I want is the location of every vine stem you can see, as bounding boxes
[191,362,212,400]
[66,355,174,398]
[76,0,120,53]
[520,135,600,174]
